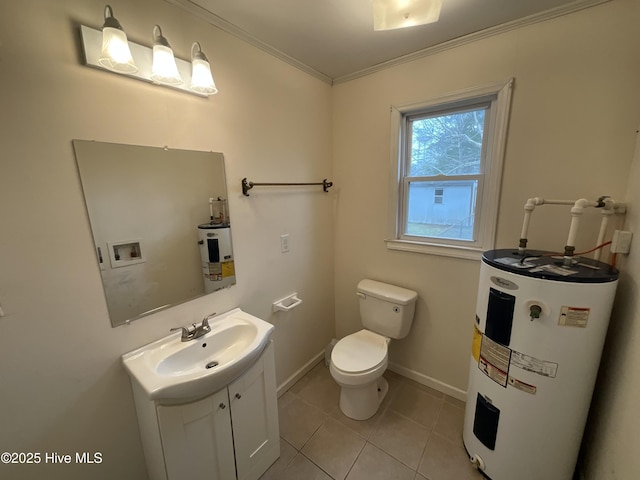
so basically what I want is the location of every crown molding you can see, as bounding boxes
[165,0,610,86]
[165,0,333,84]
[333,0,611,84]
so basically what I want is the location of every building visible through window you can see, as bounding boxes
[387,80,513,258]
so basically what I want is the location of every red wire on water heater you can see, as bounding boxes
[541,241,612,258]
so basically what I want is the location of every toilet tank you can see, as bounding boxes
[357,279,418,339]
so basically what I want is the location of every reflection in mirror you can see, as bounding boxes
[73,140,236,327]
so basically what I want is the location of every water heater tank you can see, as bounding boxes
[463,249,618,480]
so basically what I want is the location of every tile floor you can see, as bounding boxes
[260,361,484,480]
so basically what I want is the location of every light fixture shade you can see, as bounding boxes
[98,6,137,73]
[190,43,218,95]
[151,26,182,85]
[373,0,443,31]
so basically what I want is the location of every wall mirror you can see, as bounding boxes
[73,140,236,327]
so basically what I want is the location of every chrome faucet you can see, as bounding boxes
[193,313,215,339]
[170,325,194,342]
[170,313,215,342]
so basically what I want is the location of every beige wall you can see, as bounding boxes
[0,1,333,479]
[580,129,640,479]
[332,0,640,399]
[2,0,640,479]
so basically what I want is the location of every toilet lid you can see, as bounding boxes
[332,330,387,373]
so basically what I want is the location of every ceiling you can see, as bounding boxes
[166,0,607,84]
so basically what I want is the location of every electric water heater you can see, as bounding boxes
[463,249,618,480]
[197,224,235,293]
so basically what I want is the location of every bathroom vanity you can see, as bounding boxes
[122,309,280,480]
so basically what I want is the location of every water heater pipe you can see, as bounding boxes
[519,197,578,254]
[519,196,626,265]
[563,199,600,266]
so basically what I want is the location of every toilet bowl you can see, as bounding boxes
[330,329,390,420]
[330,279,418,420]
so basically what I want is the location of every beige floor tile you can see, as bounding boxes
[389,382,444,430]
[294,363,341,414]
[329,401,383,440]
[418,432,484,480]
[382,372,404,407]
[346,443,415,480]
[289,361,325,396]
[278,391,296,410]
[279,453,333,480]
[276,369,480,480]
[443,394,465,409]
[278,395,327,449]
[369,409,429,470]
[399,376,445,399]
[433,400,465,446]
[302,417,366,480]
[258,438,297,480]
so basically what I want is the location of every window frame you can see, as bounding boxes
[386,79,513,260]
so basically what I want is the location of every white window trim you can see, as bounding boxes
[386,79,514,260]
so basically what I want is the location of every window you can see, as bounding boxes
[434,188,444,204]
[387,80,513,259]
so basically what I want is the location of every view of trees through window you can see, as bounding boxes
[405,107,487,240]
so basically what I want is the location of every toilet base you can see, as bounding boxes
[339,376,389,420]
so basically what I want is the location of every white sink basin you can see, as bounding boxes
[122,308,274,402]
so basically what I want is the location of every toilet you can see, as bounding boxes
[330,279,418,420]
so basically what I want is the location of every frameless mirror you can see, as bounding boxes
[73,140,236,327]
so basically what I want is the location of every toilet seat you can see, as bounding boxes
[331,329,388,374]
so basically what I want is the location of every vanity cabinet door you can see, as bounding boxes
[229,342,280,480]
[157,389,236,480]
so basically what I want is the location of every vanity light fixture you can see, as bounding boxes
[190,42,217,95]
[98,5,137,73]
[151,25,182,85]
[373,0,443,31]
[79,5,217,97]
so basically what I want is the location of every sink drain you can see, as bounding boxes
[205,361,219,369]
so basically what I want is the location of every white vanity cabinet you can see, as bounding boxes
[132,341,279,480]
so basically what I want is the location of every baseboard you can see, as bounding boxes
[388,362,467,402]
[276,350,324,397]
[276,353,467,402]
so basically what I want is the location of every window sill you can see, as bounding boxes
[385,238,484,260]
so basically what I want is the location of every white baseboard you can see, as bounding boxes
[276,355,467,402]
[277,350,324,397]
[388,362,467,402]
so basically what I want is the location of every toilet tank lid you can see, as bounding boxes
[357,279,418,305]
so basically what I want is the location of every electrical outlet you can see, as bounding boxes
[611,230,633,254]
[280,234,290,253]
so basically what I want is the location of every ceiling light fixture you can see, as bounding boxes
[98,5,137,73]
[151,25,183,85]
[190,42,217,95]
[373,0,443,31]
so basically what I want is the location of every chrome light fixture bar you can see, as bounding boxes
[373,0,443,31]
[79,6,217,97]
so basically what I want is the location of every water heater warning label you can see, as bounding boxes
[508,376,537,395]
[479,336,511,387]
[559,306,590,327]
[511,351,558,378]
